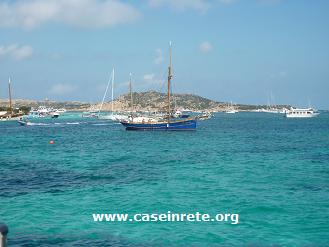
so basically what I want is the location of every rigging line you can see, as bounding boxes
[158,68,167,93]
[98,68,113,116]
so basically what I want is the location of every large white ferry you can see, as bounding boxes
[285,107,319,118]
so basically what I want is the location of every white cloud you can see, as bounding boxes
[154,49,163,65]
[199,41,212,53]
[48,83,76,95]
[0,44,33,60]
[143,73,163,85]
[143,73,155,82]
[148,0,237,12]
[148,0,210,13]
[0,0,140,30]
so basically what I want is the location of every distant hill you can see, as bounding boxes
[0,91,290,112]
[108,91,226,112]
[0,99,89,111]
[98,91,289,112]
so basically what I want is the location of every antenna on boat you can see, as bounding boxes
[8,77,13,115]
[129,72,133,112]
[167,41,173,123]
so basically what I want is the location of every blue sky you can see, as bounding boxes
[0,0,328,108]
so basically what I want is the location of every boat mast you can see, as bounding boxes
[8,77,13,115]
[98,68,113,116]
[129,73,133,112]
[112,68,114,113]
[167,41,173,123]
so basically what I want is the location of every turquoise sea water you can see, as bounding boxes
[1,112,329,246]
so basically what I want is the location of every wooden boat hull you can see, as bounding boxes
[121,119,196,131]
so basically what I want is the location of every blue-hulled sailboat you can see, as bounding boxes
[120,42,197,131]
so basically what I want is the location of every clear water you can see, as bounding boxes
[1,112,328,246]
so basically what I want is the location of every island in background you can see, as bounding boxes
[0,90,290,113]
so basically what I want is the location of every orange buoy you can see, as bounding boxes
[49,140,55,144]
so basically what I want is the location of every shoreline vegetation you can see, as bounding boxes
[1,90,292,113]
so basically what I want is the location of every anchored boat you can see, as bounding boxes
[121,118,196,130]
[225,101,238,114]
[0,77,25,121]
[120,42,197,131]
[285,107,319,118]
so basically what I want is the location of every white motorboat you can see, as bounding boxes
[51,112,60,118]
[285,107,319,118]
[225,109,238,114]
[27,106,52,118]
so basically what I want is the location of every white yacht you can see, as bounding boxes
[225,109,238,114]
[285,107,319,118]
[98,113,128,121]
[50,112,60,118]
[27,106,48,118]
[225,101,238,114]
[262,108,280,113]
[27,106,62,118]
[56,108,67,113]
